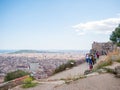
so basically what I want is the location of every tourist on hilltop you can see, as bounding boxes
[91,54,96,65]
[96,51,100,59]
[88,55,93,70]
[85,54,89,63]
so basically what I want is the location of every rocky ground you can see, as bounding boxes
[54,73,120,90]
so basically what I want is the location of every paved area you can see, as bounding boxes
[47,63,89,80]
[12,73,120,90]
[54,73,120,90]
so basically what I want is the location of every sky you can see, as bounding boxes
[0,0,120,50]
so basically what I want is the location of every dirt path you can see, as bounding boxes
[12,73,120,90]
[12,62,89,90]
[54,73,120,90]
[47,62,89,80]
[47,56,107,81]
[11,80,65,90]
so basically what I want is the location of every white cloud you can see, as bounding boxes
[73,17,120,35]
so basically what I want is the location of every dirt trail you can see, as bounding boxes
[12,62,89,90]
[47,62,89,80]
[54,73,120,90]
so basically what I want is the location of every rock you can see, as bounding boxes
[97,69,107,73]
[84,70,92,75]
[114,66,120,78]
[86,72,99,77]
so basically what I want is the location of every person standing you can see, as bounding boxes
[88,55,93,70]
[85,54,89,63]
[96,51,100,59]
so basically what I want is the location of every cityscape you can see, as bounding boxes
[0,50,86,83]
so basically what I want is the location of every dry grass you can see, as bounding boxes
[107,49,120,62]
[94,49,120,71]
[106,49,119,60]
[94,60,112,70]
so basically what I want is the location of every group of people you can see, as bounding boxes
[86,51,100,70]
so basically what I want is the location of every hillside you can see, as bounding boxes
[11,54,120,90]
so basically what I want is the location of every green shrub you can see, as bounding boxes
[95,60,112,70]
[22,83,37,88]
[54,64,66,73]
[54,60,76,74]
[22,77,37,88]
[103,68,114,73]
[116,59,120,63]
[66,60,76,68]
[117,43,120,46]
[4,70,29,82]
[23,77,32,84]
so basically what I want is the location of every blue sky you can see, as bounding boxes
[0,0,120,50]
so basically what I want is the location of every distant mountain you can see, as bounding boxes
[10,50,44,54]
[0,50,89,54]
[0,50,16,54]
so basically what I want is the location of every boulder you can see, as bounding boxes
[114,66,120,78]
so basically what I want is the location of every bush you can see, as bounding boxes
[66,60,76,68]
[54,60,76,74]
[4,70,29,82]
[116,59,120,63]
[95,60,112,70]
[22,77,37,88]
[22,83,37,88]
[23,77,32,84]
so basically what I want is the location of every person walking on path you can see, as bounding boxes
[91,54,96,65]
[96,51,100,59]
[88,55,93,70]
[85,54,89,63]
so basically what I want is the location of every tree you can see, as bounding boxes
[4,70,29,82]
[110,24,120,46]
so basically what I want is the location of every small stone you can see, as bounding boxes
[86,72,99,77]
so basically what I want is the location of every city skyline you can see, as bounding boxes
[0,0,120,50]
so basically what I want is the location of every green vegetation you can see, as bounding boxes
[110,24,120,46]
[4,70,29,82]
[93,60,112,71]
[22,77,37,88]
[103,68,114,73]
[54,60,76,74]
[10,50,59,54]
[11,50,41,54]
[116,59,120,63]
